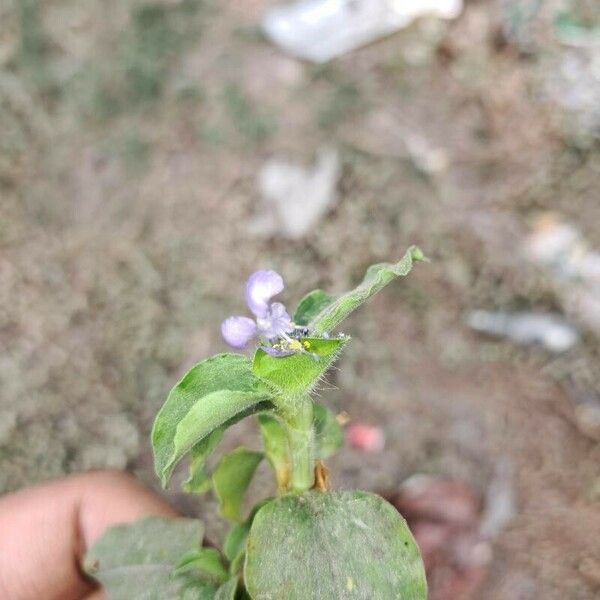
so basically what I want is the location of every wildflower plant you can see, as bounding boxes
[84,246,428,599]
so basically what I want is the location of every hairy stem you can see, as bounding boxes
[284,399,314,493]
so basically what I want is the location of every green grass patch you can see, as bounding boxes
[222,83,277,144]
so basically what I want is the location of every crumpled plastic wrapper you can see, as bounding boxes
[262,0,463,63]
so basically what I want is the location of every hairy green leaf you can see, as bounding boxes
[214,577,239,600]
[245,491,427,600]
[180,583,219,600]
[223,520,250,569]
[294,290,335,326]
[314,403,344,459]
[257,413,288,492]
[223,500,271,575]
[253,338,346,398]
[213,447,264,522]
[152,353,273,487]
[309,246,425,334]
[175,548,228,586]
[83,516,209,600]
[183,428,224,494]
[171,391,268,489]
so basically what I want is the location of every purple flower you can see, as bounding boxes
[222,270,294,349]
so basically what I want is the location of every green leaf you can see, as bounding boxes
[237,588,252,600]
[309,246,425,334]
[223,500,271,575]
[215,577,239,600]
[294,290,335,326]
[223,520,250,568]
[253,337,346,398]
[180,582,219,600]
[245,490,427,600]
[83,516,207,600]
[152,353,273,487]
[183,428,224,494]
[314,403,344,459]
[213,447,264,522]
[257,413,289,492]
[175,548,228,586]
[169,390,268,490]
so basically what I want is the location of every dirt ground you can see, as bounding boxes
[1,0,599,598]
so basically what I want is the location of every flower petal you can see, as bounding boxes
[221,316,257,348]
[245,270,285,318]
[257,302,293,339]
[269,302,292,322]
[259,345,294,357]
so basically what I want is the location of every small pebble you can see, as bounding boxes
[345,423,385,452]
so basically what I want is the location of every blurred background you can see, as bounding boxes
[1,0,599,598]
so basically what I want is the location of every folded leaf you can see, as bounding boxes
[215,577,239,600]
[223,499,272,575]
[181,583,219,600]
[213,447,264,522]
[294,290,335,326]
[83,516,209,600]
[257,413,289,492]
[175,547,228,586]
[223,520,250,567]
[309,246,425,334]
[253,337,346,399]
[183,428,224,494]
[152,353,273,487]
[170,391,268,490]
[314,403,344,459]
[245,491,427,600]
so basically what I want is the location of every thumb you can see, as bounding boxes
[0,470,177,600]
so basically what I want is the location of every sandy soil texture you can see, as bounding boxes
[1,1,599,598]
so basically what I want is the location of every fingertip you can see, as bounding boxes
[83,590,105,600]
[73,470,178,548]
[0,470,178,600]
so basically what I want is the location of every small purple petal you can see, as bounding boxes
[269,302,292,322]
[221,316,257,349]
[257,302,293,340]
[245,270,284,318]
[259,345,294,357]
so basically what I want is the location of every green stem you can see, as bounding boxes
[284,399,314,493]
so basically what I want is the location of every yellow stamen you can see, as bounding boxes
[288,340,303,351]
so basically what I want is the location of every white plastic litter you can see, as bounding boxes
[405,133,449,175]
[250,148,341,240]
[569,386,600,442]
[480,459,516,540]
[262,0,463,63]
[466,310,579,353]
[525,213,600,335]
[548,29,600,137]
[526,214,600,285]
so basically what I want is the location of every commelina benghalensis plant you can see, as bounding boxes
[84,246,428,600]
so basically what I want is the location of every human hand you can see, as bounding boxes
[0,471,177,600]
